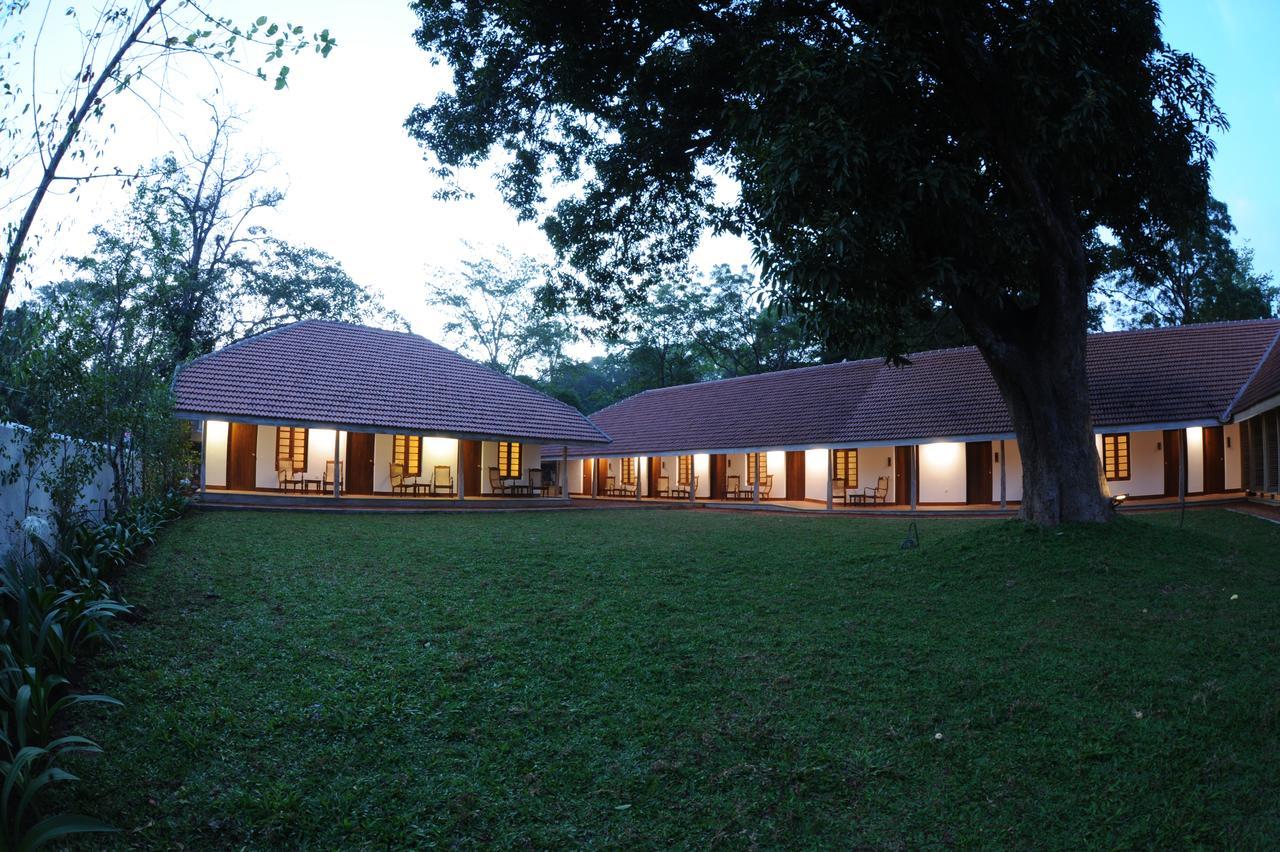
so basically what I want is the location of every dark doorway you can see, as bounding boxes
[710,454,727,499]
[785,451,805,500]
[1203,426,1226,494]
[965,441,993,504]
[345,432,375,495]
[226,423,258,490]
[648,457,660,497]
[460,440,482,496]
[1163,429,1184,497]
[893,446,913,505]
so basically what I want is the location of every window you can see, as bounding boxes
[621,456,636,485]
[746,452,768,484]
[1102,433,1130,481]
[834,448,858,487]
[678,455,693,485]
[276,427,307,472]
[393,435,422,477]
[498,441,522,478]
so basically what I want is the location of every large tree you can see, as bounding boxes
[0,1,336,320]
[406,1,1225,525]
[426,248,577,376]
[1097,196,1275,327]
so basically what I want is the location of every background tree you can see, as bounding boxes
[696,265,818,376]
[76,119,401,374]
[1097,196,1276,327]
[426,248,577,377]
[0,0,336,320]
[406,1,1226,525]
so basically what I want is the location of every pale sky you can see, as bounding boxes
[3,0,1276,348]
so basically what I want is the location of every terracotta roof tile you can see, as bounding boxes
[560,319,1280,457]
[173,320,609,444]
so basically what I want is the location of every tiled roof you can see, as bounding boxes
[1230,327,1280,416]
[558,319,1280,457]
[172,321,610,444]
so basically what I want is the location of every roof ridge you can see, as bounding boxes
[1222,324,1280,420]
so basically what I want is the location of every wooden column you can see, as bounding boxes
[826,448,834,511]
[1263,420,1272,493]
[635,456,642,501]
[333,430,341,498]
[199,420,208,493]
[456,440,466,500]
[910,445,918,511]
[591,459,598,499]
[560,447,568,499]
[999,439,1007,509]
[752,453,760,504]
[1179,427,1188,510]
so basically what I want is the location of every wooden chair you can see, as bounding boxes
[277,464,303,492]
[390,463,418,495]
[526,468,544,497]
[488,466,511,495]
[323,460,342,494]
[603,475,618,496]
[656,475,671,497]
[831,477,848,504]
[430,465,455,496]
[757,474,774,499]
[726,474,742,499]
[849,476,890,505]
[670,475,697,499]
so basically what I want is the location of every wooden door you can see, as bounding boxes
[965,441,993,504]
[1203,426,1225,494]
[596,458,609,494]
[461,440,482,496]
[647,457,659,497]
[1163,429,1183,497]
[785,451,805,501]
[581,458,593,494]
[345,432,375,495]
[226,423,258,490]
[894,446,913,505]
[710,454,727,499]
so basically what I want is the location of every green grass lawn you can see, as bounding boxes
[58,507,1280,848]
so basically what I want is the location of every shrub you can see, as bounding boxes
[0,490,188,848]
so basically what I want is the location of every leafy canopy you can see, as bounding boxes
[406,1,1225,355]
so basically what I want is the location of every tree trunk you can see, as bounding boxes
[981,332,1113,525]
[954,226,1113,526]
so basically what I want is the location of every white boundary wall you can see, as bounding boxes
[1,422,117,558]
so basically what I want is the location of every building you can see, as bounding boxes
[557,319,1280,510]
[173,320,609,505]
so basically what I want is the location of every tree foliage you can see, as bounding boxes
[406,0,1226,524]
[426,248,577,377]
[0,0,338,319]
[1097,196,1276,327]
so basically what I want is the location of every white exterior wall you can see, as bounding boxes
[1096,430,1164,497]
[205,420,228,487]
[479,441,541,494]
[720,451,785,498]
[256,426,277,487]
[693,453,711,498]
[1224,423,1241,490]
[994,439,1024,503]
[857,447,896,502]
[804,449,828,500]
[1186,426,1204,494]
[567,458,584,493]
[919,441,966,503]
